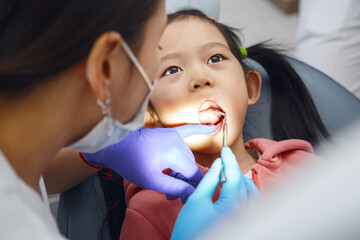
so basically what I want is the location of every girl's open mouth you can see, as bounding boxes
[198,100,226,132]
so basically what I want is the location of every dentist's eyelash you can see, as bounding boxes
[162,66,182,76]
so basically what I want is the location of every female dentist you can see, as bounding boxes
[0,0,247,239]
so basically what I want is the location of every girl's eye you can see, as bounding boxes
[163,66,182,76]
[208,54,223,64]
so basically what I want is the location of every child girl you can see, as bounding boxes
[119,9,329,240]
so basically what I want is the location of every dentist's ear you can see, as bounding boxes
[246,70,262,106]
[86,31,123,102]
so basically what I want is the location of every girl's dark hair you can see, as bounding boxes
[0,0,160,95]
[166,9,331,146]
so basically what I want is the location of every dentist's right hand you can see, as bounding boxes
[82,124,217,202]
[171,147,261,240]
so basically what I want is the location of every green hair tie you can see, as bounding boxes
[239,47,247,59]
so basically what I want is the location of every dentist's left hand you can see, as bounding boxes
[82,125,216,202]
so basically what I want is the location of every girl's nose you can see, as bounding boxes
[189,72,214,92]
[193,80,212,89]
[188,63,215,92]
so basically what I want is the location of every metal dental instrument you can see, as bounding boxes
[212,109,227,182]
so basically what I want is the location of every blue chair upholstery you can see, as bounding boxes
[57,171,111,240]
[57,57,360,240]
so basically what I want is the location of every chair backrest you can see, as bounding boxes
[57,171,112,240]
[57,57,360,240]
[243,57,360,144]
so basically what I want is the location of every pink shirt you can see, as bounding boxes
[120,138,321,240]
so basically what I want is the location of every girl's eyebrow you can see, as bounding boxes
[161,52,182,62]
[200,41,229,51]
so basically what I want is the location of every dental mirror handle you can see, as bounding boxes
[211,109,227,183]
[221,115,227,183]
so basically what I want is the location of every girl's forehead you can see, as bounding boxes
[160,18,227,49]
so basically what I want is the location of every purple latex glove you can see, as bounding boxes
[83,124,216,202]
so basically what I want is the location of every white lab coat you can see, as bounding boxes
[0,151,66,240]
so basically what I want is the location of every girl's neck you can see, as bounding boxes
[194,136,257,175]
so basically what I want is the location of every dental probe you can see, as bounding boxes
[212,110,227,182]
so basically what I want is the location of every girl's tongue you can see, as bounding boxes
[199,109,222,125]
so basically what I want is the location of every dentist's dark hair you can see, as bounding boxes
[0,0,160,96]
[0,1,160,239]
[167,9,331,146]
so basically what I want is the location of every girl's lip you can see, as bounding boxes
[198,99,225,113]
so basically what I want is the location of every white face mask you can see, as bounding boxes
[70,40,155,153]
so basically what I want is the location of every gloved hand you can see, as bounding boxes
[171,147,261,240]
[82,124,216,202]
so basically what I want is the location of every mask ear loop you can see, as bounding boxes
[121,40,154,90]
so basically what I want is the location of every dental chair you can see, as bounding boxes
[243,57,360,143]
[57,57,360,240]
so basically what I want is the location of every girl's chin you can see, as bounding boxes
[184,136,222,154]
[191,146,222,155]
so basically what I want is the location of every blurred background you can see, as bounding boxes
[219,0,298,50]
[167,0,299,52]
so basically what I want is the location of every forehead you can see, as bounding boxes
[159,17,228,51]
